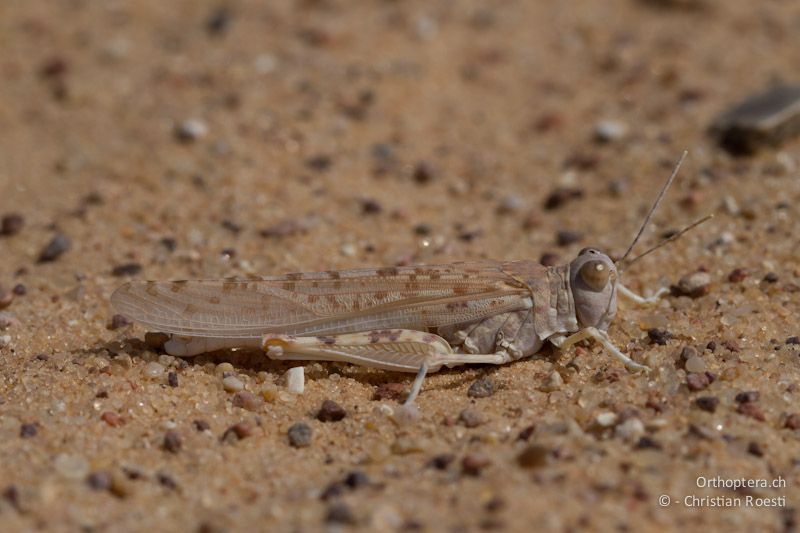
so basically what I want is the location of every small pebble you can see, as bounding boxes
[86,471,112,491]
[684,355,707,373]
[429,453,455,470]
[222,375,244,393]
[143,361,165,379]
[539,370,563,392]
[0,334,11,348]
[728,268,749,283]
[0,289,12,310]
[458,408,485,428]
[167,371,179,388]
[462,453,491,476]
[391,435,427,455]
[111,263,142,277]
[288,422,312,448]
[467,377,494,398]
[686,372,710,391]
[595,412,618,427]
[735,390,759,403]
[360,198,383,215]
[54,453,89,480]
[38,234,71,263]
[593,119,627,142]
[317,399,346,422]
[763,272,779,283]
[648,329,672,345]
[12,284,26,296]
[539,253,560,267]
[413,161,436,184]
[784,414,800,430]
[20,423,38,438]
[674,271,711,298]
[285,366,305,394]
[101,411,123,427]
[193,419,210,432]
[0,312,20,329]
[747,441,764,457]
[636,436,662,450]
[221,422,252,442]
[695,396,719,413]
[543,187,583,210]
[174,119,208,142]
[517,445,549,469]
[787,336,800,345]
[232,391,262,411]
[163,430,182,453]
[108,314,132,330]
[737,402,765,421]
[0,213,24,236]
[614,418,645,442]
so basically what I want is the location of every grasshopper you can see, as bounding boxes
[112,153,705,404]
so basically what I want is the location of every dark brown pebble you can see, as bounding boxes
[167,371,179,388]
[763,272,779,283]
[95,390,108,398]
[86,471,112,491]
[206,6,232,35]
[20,423,37,438]
[784,414,800,430]
[360,198,382,215]
[108,314,132,330]
[735,390,759,403]
[2,485,20,511]
[539,253,560,267]
[144,332,170,351]
[40,57,68,78]
[1,213,24,236]
[722,339,741,352]
[706,340,717,352]
[648,329,672,345]
[467,377,494,398]
[747,441,764,457]
[413,223,432,236]
[326,502,357,525]
[163,430,182,453]
[111,263,142,277]
[688,424,716,440]
[306,155,332,172]
[12,284,26,296]
[160,237,177,252]
[737,402,765,421]
[429,453,455,470]
[373,382,405,401]
[543,187,583,210]
[232,391,262,411]
[636,436,662,450]
[517,445,549,469]
[259,218,311,238]
[728,268,749,283]
[221,422,252,442]
[555,230,582,247]
[695,396,719,413]
[686,372,710,391]
[413,161,436,184]
[157,472,178,490]
[462,453,491,476]
[221,219,242,234]
[317,399,346,422]
[38,234,71,262]
[517,425,536,441]
[344,470,370,489]
[193,419,210,432]
[287,422,312,447]
[787,336,800,345]
[458,408,485,428]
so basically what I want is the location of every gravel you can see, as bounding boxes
[38,234,71,262]
[317,399,346,422]
[287,422,312,447]
[467,377,495,398]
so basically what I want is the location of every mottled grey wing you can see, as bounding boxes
[110,262,532,338]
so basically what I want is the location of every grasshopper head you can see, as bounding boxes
[569,248,618,331]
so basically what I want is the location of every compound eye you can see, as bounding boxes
[579,260,610,291]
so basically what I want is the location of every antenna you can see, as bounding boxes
[617,150,688,267]
[622,214,713,268]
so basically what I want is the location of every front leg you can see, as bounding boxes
[550,327,650,372]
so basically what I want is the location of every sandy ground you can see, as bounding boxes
[1,0,799,531]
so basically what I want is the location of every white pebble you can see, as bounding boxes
[54,453,89,480]
[615,418,645,442]
[596,412,618,427]
[285,366,304,394]
[222,375,244,393]
[594,120,627,142]
[175,118,208,142]
[143,361,165,379]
